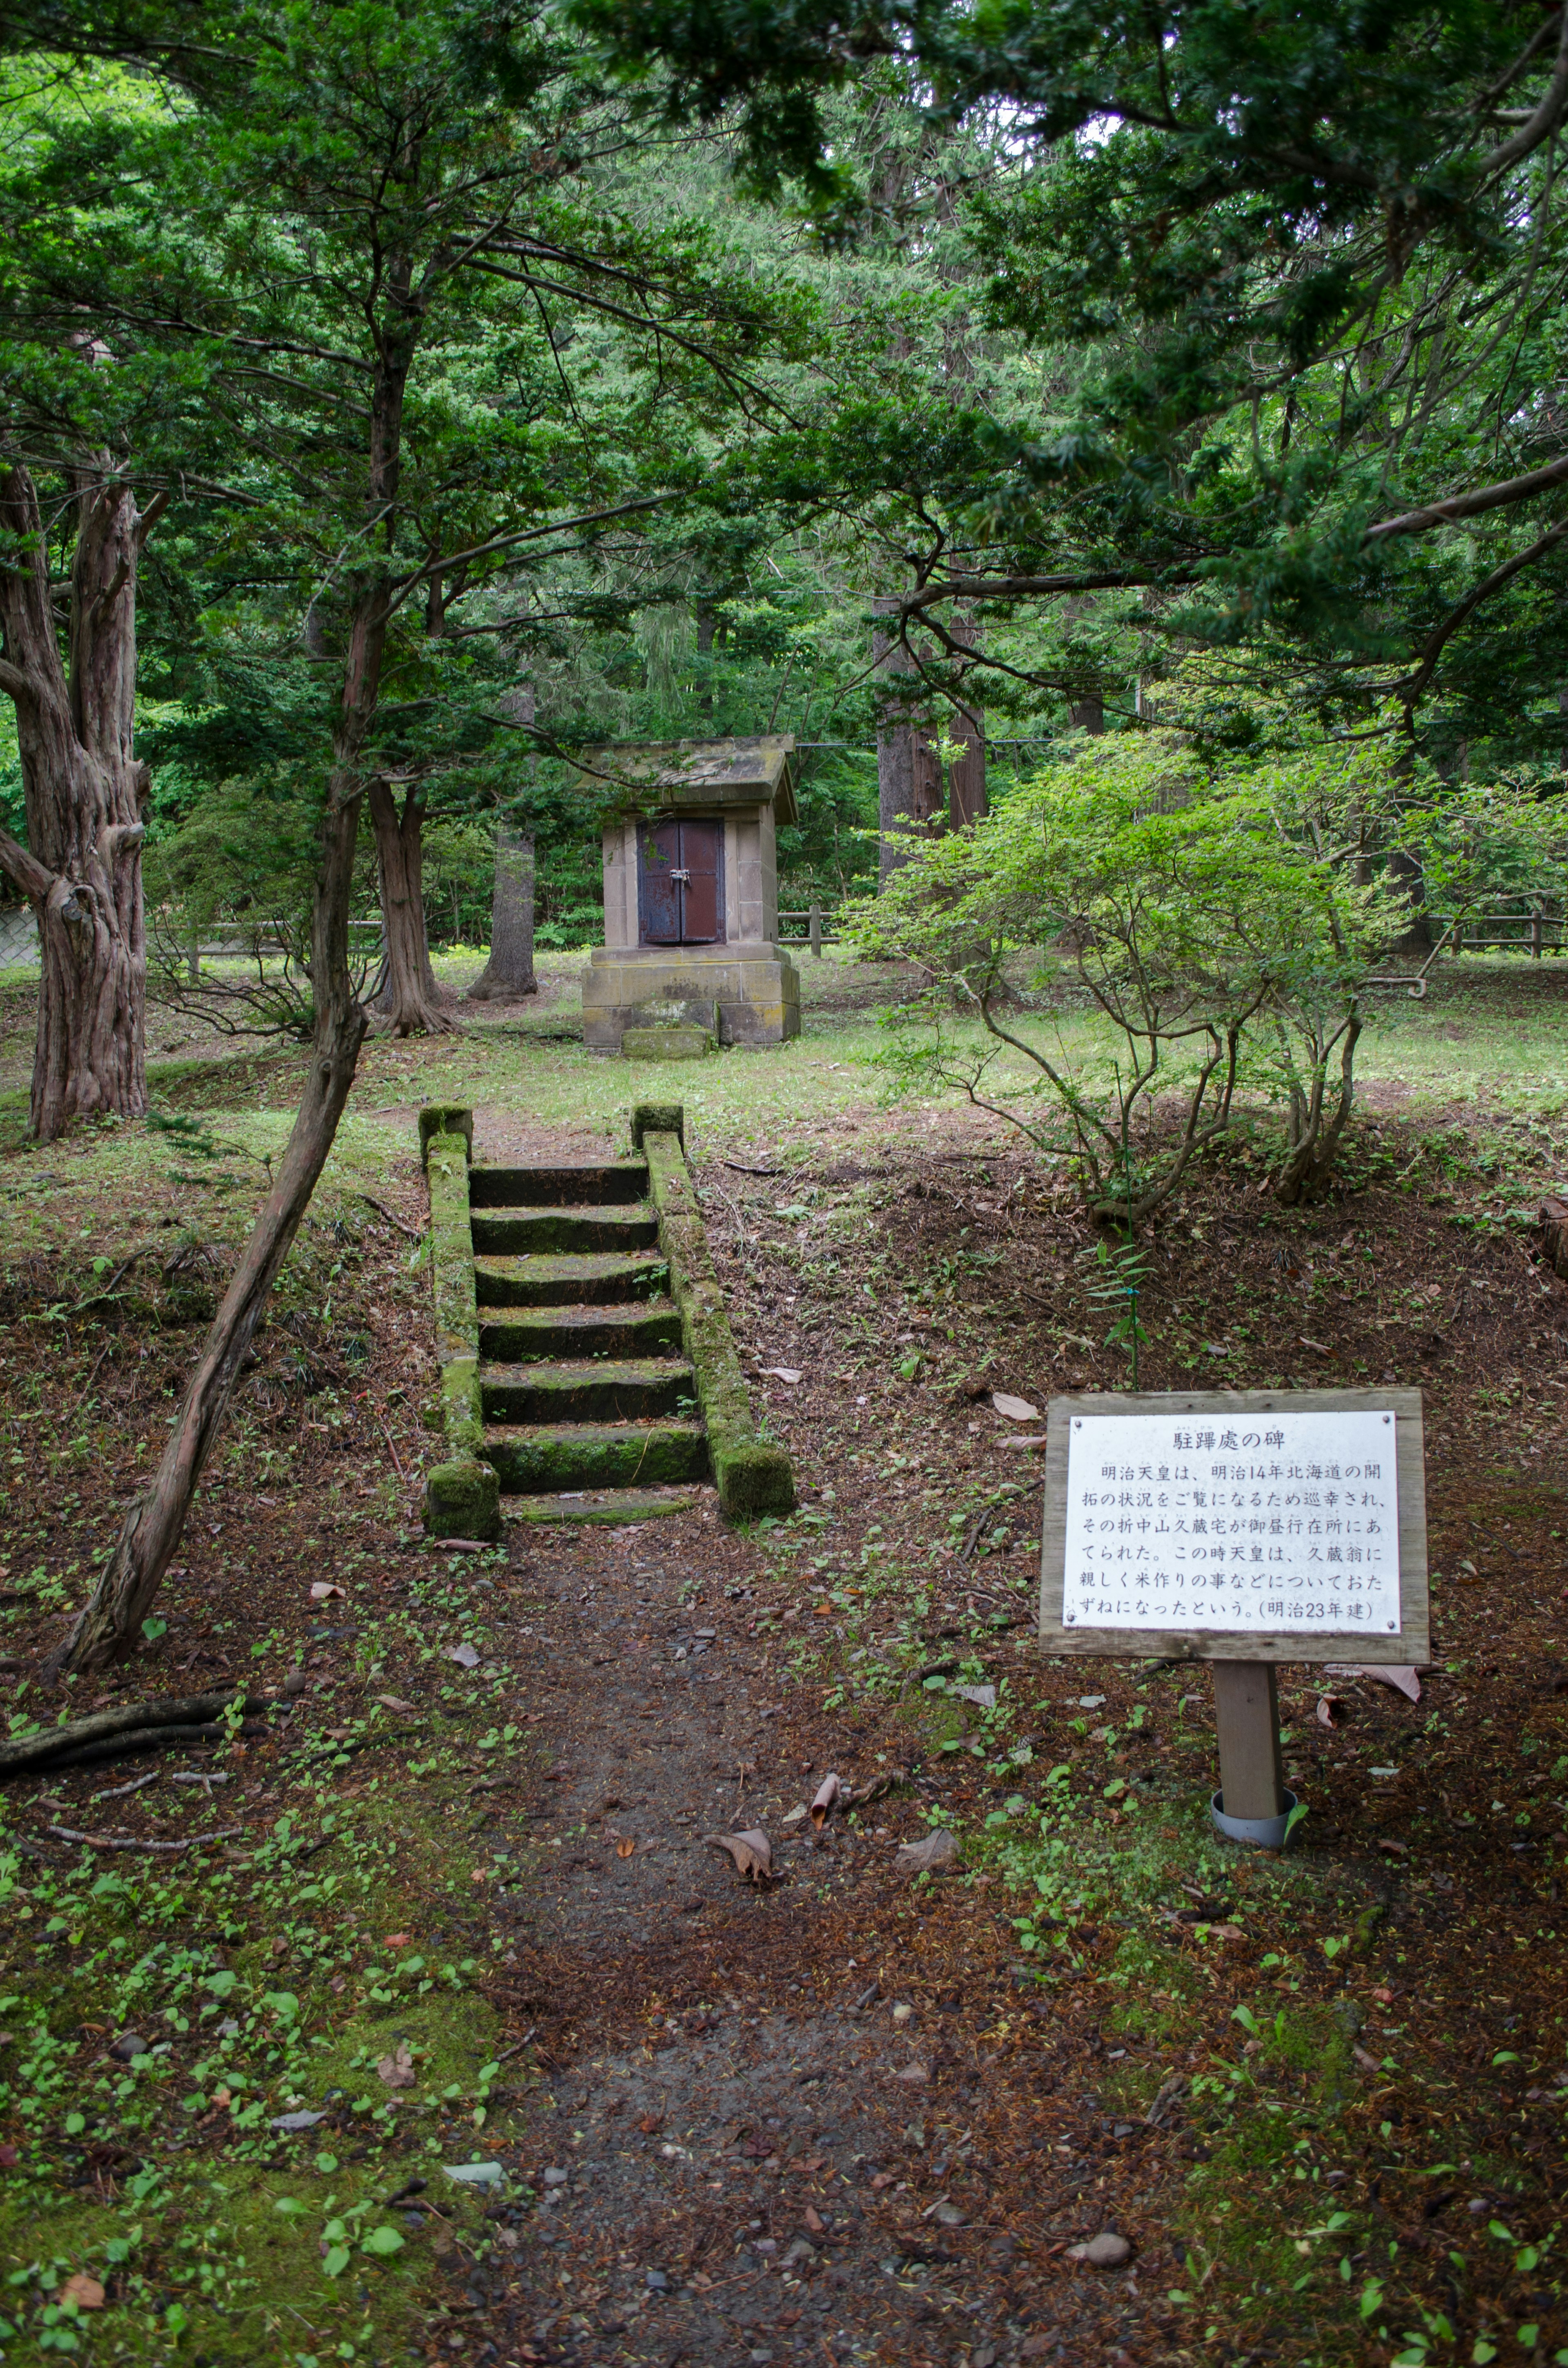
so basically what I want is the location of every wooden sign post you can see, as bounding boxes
[1039,1389,1429,1844]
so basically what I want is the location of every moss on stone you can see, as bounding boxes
[423,1457,501,1540]
[712,1436,797,1518]
[630,1101,685,1151]
[418,1103,474,1165]
[474,1249,669,1306]
[469,1207,657,1255]
[642,1128,795,1521]
[484,1420,707,1491]
[621,1025,715,1060]
[480,1356,695,1423]
[420,1118,497,1550]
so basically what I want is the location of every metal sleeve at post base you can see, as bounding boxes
[1212,1788,1300,1850]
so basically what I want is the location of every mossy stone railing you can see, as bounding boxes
[638,1108,795,1521]
[421,1106,501,1542]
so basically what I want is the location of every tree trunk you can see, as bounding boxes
[41,786,369,1681]
[873,595,944,883]
[466,822,537,1000]
[0,462,155,1140]
[40,311,414,1682]
[948,616,986,829]
[369,777,451,1035]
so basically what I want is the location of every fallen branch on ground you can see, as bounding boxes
[33,1721,273,1773]
[354,1191,425,1241]
[45,1824,243,1853]
[0,1690,273,1780]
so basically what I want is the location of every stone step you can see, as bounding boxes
[483,1419,708,1494]
[474,1250,668,1308]
[470,1204,657,1257]
[469,1159,649,1209]
[479,1301,683,1362]
[481,1357,695,1425]
[506,1486,703,1526]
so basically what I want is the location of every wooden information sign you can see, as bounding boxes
[1038,1389,1429,1842]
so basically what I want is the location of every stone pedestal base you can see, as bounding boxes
[621,1025,715,1061]
[584,943,800,1052]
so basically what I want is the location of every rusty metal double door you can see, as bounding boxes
[638,817,724,945]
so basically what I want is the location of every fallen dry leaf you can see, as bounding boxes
[376,1694,417,1714]
[60,2275,105,2310]
[638,2114,661,2134]
[991,1390,1040,1423]
[760,1366,802,1385]
[616,1838,636,1860]
[810,1774,842,1830]
[377,2042,415,2089]
[1353,2044,1382,2073]
[385,1932,411,1947]
[310,1582,346,1602]
[705,1828,773,1883]
[1325,1663,1421,1702]
[869,2171,897,2191]
[894,1829,959,1877]
[1316,1695,1346,1727]
[804,2204,826,2234]
[445,1642,481,1670]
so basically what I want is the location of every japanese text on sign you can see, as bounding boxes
[1061,1408,1401,1634]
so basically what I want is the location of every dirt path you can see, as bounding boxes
[470,1512,1154,2368]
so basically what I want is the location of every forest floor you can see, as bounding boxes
[0,950,1565,2368]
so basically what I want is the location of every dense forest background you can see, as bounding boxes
[9,0,1564,970]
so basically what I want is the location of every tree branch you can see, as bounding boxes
[134,489,169,550]
[1366,448,1568,539]
[1484,4,1568,175]
[0,827,52,903]
[1396,513,1568,703]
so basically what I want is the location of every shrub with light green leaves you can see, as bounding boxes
[848,730,1396,1217]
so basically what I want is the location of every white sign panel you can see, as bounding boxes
[1061,1407,1400,1636]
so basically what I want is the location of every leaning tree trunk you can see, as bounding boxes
[41,776,370,1681]
[368,776,451,1034]
[0,462,158,1140]
[466,821,537,1001]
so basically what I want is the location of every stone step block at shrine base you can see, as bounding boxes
[581,736,802,1053]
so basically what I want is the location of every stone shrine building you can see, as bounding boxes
[581,736,802,1053]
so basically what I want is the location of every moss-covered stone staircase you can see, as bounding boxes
[420,1103,793,1536]
[470,1155,709,1516]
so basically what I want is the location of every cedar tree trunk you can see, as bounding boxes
[947,617,986,829]
[873,595,944,884]
[369,776,451,1034]
[466,821,537,1000]
[0,462,159,1140]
